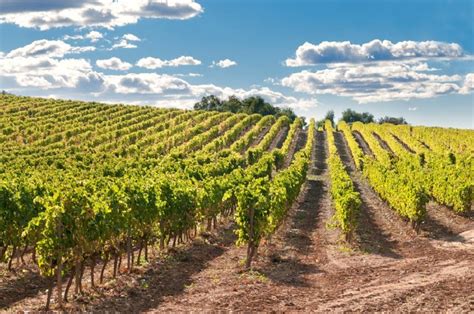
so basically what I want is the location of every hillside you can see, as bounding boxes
[0,95,473,311]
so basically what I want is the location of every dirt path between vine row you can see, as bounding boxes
[283,129,306,168]
[249,124,271,149]
[3,131,473,312]
[268,126,288,151]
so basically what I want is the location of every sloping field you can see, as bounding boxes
[1,95,473,311]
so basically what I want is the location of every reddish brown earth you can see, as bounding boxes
[2,130,473,312]
[268,126,289,151]
[283,129,306,168]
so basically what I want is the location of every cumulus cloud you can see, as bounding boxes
[136,56,201,69]
[63,31,103,42]
[0,55,103,90]
[111,39,137,50]
[0,0,99,13]
[281,61,465,103]
[96,57,132,71]
[102,73,299,106]
[211,59,237,68]
[459,73,474,95]
[286,40,464,66]
[85,31,103,42]
[6,39,95,58]
[408,107,418,111]
[0,0,203,30]
[1,37,317,112]
[0,39,103,91]
[122,33,141,42]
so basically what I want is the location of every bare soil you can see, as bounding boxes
[2,131,473,312]
[249,125,271,148]
[283,129,306,168]
[391,133,416,154]
[372,131,395,155]
[353,130,374,157]
[268,126,289,151]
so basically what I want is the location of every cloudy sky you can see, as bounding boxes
[0,0,473,128]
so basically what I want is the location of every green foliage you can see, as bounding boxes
[232,118,315,267]
[360,122,472,213]
[378,116,407,125]
[194,95,298,122]
[325,120,361,239]
[340,109,375,124]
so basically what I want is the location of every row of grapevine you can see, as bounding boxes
[229,115,275,153]
[409,125,473,155]
[1,95,298,308]
[231,119,315,268]
[246,116,290,164]
[363,123,472,213]
[201,114,261,153]
[338,122,428,224]
[325,121,361,240]
[279,117,304,157]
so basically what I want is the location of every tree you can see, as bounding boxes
[378,116,407,125]
[324,110,335,124]
[340,109,374,124]
[194,94,297,122]
[278,107,297,122]
[242,96,277,116]
[222,95,242,113]
[194,95,223,111]
[316,110,335,128]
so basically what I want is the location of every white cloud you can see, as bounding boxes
[211,59,237,68]
[281,61,464,103]
[85,31,103,42]
[1,39,102,91]
[136,56,201,69]
[63,34,84,41]
[111,39,138,50]
[175,73,203,77]
[408,107,418,111]
[104,73,191,94]
[67,70,313,110]
[286,40,464,66]
[1,38,316,112]
[459,73,474,95]
[122,33,141,42]
[0,0,203,30]
[6,39,95,58]
[63,31,103,42]
[0,55,103,90]
[96,57,132,71]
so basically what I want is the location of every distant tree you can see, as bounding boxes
[277,107,297,122]
[324,110,335,124]
[316,110,335,129]
[340,109,374,124]
[194,94,297,121]
[242,96,277,116]
[378,116,408,125]
[194,95,223,111]
[222,95,242,113]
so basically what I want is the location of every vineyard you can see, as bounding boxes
[1,95,473,311]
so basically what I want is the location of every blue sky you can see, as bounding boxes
[0,0,473,128]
